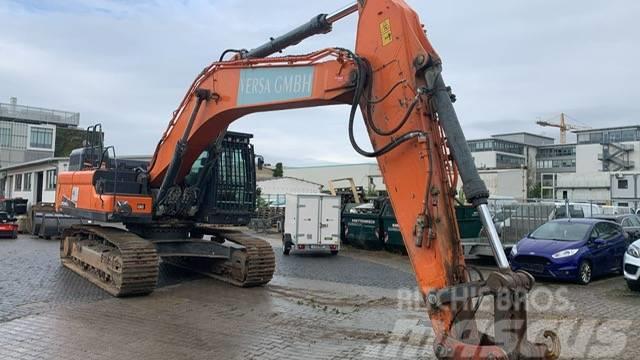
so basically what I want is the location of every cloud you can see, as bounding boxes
[1,0,639,166]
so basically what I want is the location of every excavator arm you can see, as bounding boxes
[76,1,560,358]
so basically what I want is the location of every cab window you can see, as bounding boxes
[596,222,621,241]
[628,216,640,227]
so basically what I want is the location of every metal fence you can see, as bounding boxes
[492,203,556,244]
[463,199,613,257]
[0,102,79,127]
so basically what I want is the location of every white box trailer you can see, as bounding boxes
[283,194,341,255]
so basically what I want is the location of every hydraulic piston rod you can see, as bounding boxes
[424,63,511,270]
[243,3,358,59]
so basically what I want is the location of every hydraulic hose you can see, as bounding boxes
[343,50,426,158]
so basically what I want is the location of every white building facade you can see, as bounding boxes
[257,177,323,205]
[610,173,640,209]
[0,157,69,206]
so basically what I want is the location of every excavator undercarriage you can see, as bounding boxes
[61,225,275,296]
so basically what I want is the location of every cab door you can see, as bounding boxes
[588,223,610,276]
[604,222,627,271]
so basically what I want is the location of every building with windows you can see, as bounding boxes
[610,173,640,208]
[467,138,527,170]
[0,97,88,201]
[465,127,640,203]
[0,97,80,169]
[467,133,554,197]
[0,158,69,205]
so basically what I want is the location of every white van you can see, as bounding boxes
[546,202,602,219]
[282,194,341,255]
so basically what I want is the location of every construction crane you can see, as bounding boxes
[536,112,591,144]
[53,1,560,358]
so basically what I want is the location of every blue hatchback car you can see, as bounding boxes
[510,218,627,284]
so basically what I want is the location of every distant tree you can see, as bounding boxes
[528,182,542,199]
[273,162,283,177]
[456,190,467,205]
[255,187,268,210]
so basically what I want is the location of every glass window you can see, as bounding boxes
[609,131,622,143]
[45,169,57,190]
[23,173,31,191]
[629,216,640,227]
[618,179,629,189]
[0,126,11,147]
[605,223,622,239]
[14,174,22,191]
[554,205,584,219]
[593,222,619,240]
[29,126,54,150]
[621,129,636,142]
[185,151,210,186]
[530,221,591,241]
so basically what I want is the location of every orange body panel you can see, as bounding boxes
[355,0,464,336]
[56,170,153,218]
[147,50,357,187]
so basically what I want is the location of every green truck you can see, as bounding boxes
[342,198,482,252]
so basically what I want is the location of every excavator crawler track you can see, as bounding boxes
[60,225,159,297]
[163,230,275,287]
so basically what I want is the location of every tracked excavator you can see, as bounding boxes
[55,1,560,358]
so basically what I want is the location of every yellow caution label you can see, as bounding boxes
[380,19,393,46]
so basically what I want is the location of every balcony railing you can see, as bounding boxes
[0,102,79,127]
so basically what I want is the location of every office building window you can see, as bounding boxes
[618,179,629,189]
[46,169,57,190]
[496,154,525,168]
[0,126,11,147]
[15,174,22,191]
[23,173,32,191]
[29,126,54,150]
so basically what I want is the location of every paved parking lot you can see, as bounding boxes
[1,232,638,359]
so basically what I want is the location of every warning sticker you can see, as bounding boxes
[379,19,393,46]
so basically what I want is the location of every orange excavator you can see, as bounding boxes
[55,1,560,358]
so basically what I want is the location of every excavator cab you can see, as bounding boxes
[68,124,105,171]
[187,131,257,226]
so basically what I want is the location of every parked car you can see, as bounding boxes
[510,218,626,284]
[592,214,640,243]
[548,202,602,219]
[624,240,640,291]
[0,211,18,239]
[601,205,634,215]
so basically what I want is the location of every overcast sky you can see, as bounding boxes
[1,0,639,165]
